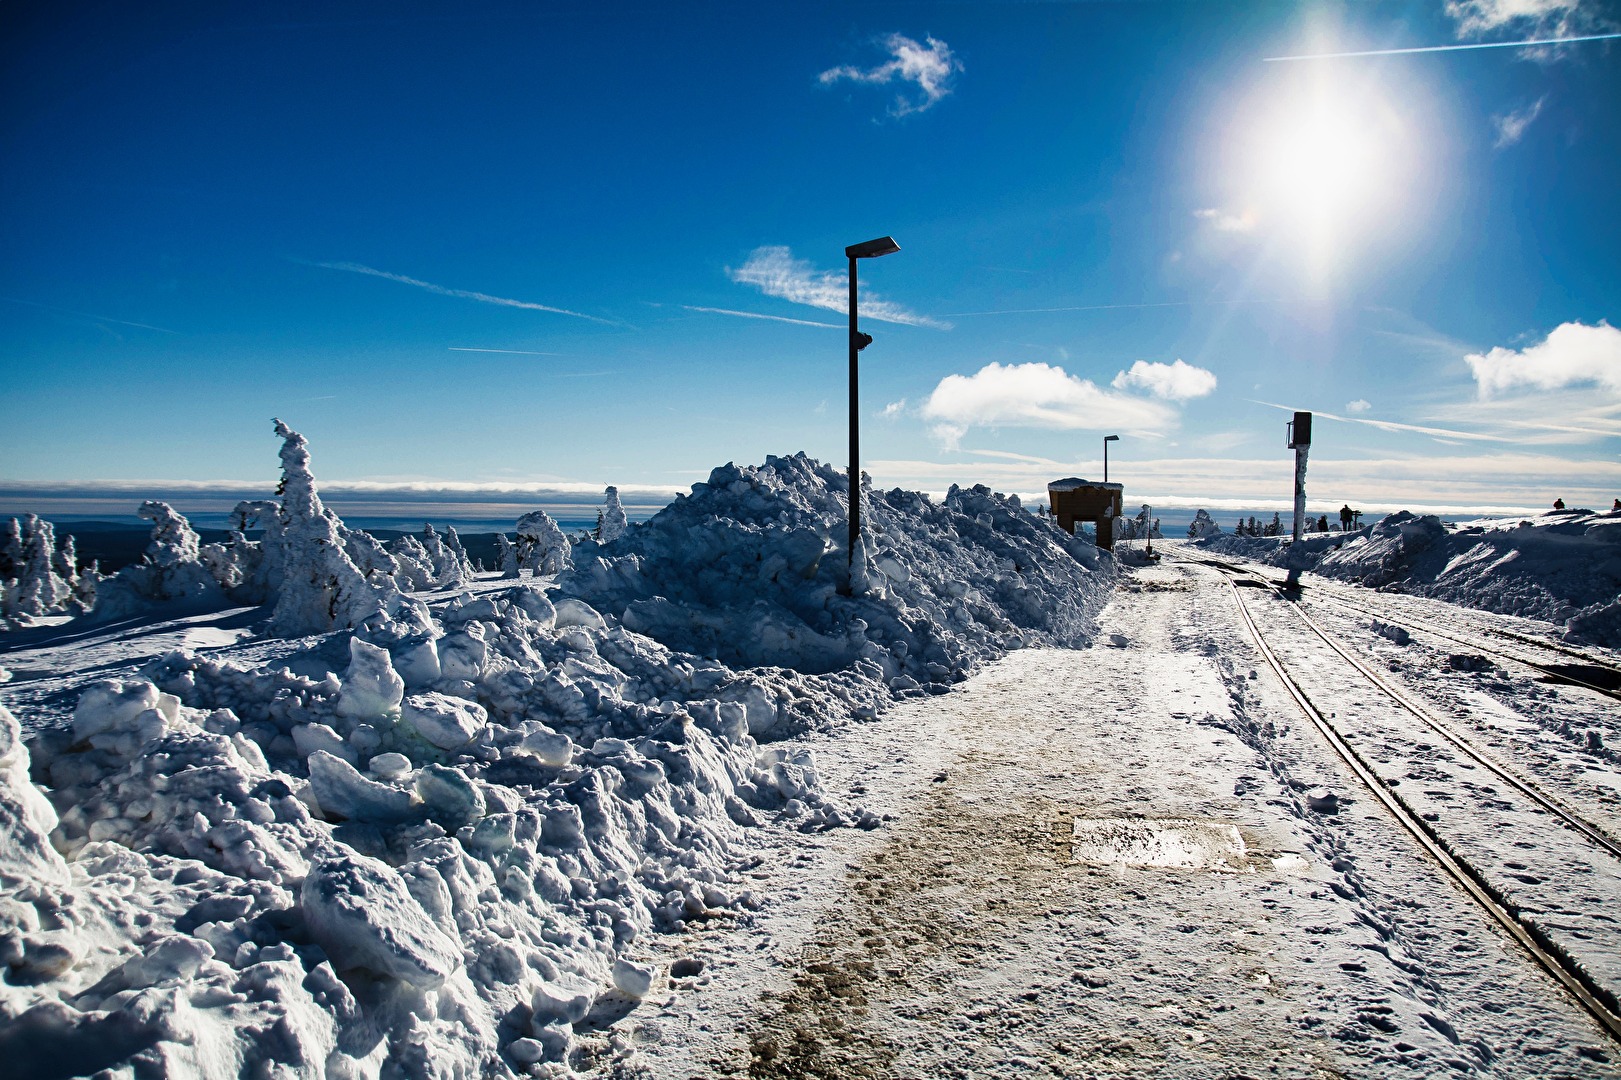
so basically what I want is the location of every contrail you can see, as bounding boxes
[308,260,617,324]
[1265,32,1621,62]
[448,347,561,355]
[681,305,842,328]
[2,295,180,334]
[944,298,1286,317]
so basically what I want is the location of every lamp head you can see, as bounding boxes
[846,236,901,260]
[1104,435,1120,442]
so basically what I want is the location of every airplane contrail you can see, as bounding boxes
[1265,32,1621,62]
[448,347,561,355]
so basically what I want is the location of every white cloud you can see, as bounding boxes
[818,34,961,117]
[1346,399,1372,414]
[1492,96,1546,147]
[1445,0,1593,38]
[919,361,1178,448]
[881,399,907,420]
[1111,359,1218,402]
[1193,207,1257,233]
[865,450,1621,516]
[728,246,947,328]
[312,262,614,324]
[1465,320,1621,397]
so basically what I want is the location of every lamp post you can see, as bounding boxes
[1103,434,1119,483]
[844,235,900,587]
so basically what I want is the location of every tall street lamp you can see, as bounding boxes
[1103,434,1119,483]
[844,235,900,587]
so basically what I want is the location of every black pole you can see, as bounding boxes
[1103,437,1109,484]
[848,255,859,579]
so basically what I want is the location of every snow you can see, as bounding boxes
[1195,507,1621,645]
[0,427,1117,1077]
[5,422,1618,1076]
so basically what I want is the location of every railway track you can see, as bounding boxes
[1176,548,1621,703]
[1173,554,1621,1044]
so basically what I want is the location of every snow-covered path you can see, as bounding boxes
[630,560,1619,1078]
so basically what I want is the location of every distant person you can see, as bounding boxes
[1318,515,1330,533]
[1339,504,1354,532]
[1553,498,1566,510]
[1613,498,1620,512]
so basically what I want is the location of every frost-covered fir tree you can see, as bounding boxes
[515,510,571,575]
[265,419,392,636]
[0,518,22,581]
[51,534,79,590]
[1187,509,1222,538]
[12,515,67,617]
[444,526,474,580]
[597,485,628,544]
[495,533,520,579]
[1265,512,1282,537]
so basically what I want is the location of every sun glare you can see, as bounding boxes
[1221,66,1420,283]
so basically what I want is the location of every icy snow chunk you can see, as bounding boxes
[292,722,354,764]
[401,692,488,749]
[554,597,607,630]
[72,679,165,742]
[532,977,595,1023]
[307,750,418,822]
[414,763,485,827]
[0,703,64,880]
[369,751,413,780]
[391,637,441,688]
[613,958,656,998]
[335,637,405,719]
[301,849,461,987]
[1305,787,1340,813]
[113,936,215,990]
[519,727,574,766]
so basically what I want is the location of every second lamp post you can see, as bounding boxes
[845,235,900,585]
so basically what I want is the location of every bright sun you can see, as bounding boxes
[1226,71,1418,280]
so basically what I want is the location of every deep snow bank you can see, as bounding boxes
[1,449,1114,1078]
[565,454,1111,716]
[1196,509,1621,645]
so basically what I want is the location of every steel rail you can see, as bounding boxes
[1213,565,1621,1043]
[1168,547,1621,703]
[1300,586,1621,704]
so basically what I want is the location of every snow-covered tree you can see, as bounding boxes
[1,517,23,581]
[52,534,79,590]
[1187,509,1221,539]
[388,534,437,591]
[1264,512,1282,537]
[516,510,571,576]
[597,486,629,544]
[12,515,67,617]
[264,419,393,636]
[495,533,520,579]
[445,526,474,578]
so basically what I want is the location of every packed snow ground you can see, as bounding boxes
[1194,508,1621,646]
[623,559,1621,1079]
[0,425,1115,1078]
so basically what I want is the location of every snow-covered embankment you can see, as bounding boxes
[0,424,1113,1077]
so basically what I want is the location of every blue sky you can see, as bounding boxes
[3,0,1618,520]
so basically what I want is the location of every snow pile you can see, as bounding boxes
[1,448,1114,1076]
[563,454,1112,713]
[1197,508,1621,645]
